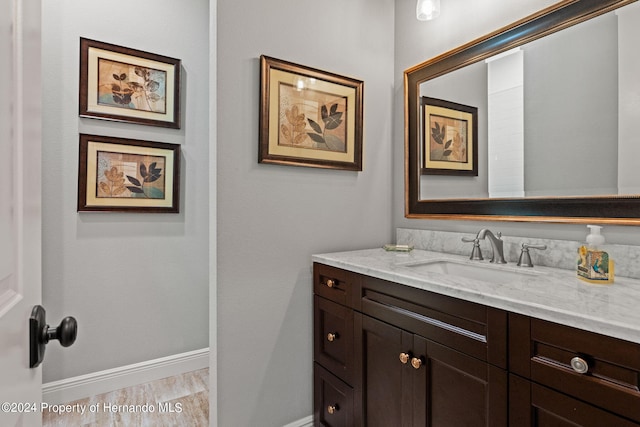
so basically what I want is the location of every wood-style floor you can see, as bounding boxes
[42,368,209,427]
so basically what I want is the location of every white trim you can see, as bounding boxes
[282,415,314,427]
[209,0,218,426]
[42,348,209,405]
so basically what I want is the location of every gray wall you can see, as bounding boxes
[41,0,209,382]
[524,12,618,196]
[217,0,394,425]
[394,0,640,245]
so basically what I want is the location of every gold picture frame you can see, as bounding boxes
[79,38,181,128]
[77,134,180,213]
[422,97,478,176]
[259,55,364,171]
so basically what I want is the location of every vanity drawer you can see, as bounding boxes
[360,274,507,368]
[510,314,640,423]
[510,374,640,427]
[314,263,359,309]
[314,363,356,427]
[314,296,357,385]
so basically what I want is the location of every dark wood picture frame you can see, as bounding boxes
[421,97,478,176]
[259,55,364,171]
[79,38,181,128]
[78,134,180,213]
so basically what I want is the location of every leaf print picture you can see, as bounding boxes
[80,38,181,128]
[96,152,166,199]
[421,97,478,176]
[429,115,468,163]
[259,56,363,171]
[97,59,167,114]
[278,83,348,153]
[78,134,180,212]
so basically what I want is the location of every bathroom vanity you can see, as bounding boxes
[340,0,640,424]
[312,248,640,426]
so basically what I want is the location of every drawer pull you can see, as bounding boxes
[399,352,410,364]
[411,357,423,370]
[325,279,336,288]
[570,356,589,374]
[327,404,339,415]
[327,332,338,342]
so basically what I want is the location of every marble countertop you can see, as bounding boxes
[312,248,640,344]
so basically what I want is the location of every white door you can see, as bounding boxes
[0,0,43,426]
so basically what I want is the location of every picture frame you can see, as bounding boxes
[421,97,478,176]
[259,55,364,171]
[77,134,180,213]
[79,38,181,128]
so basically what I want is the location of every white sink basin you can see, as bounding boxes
[400,258,543,284]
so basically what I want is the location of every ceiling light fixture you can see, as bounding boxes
[416,0,441,21]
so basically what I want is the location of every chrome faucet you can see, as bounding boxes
[476,229,507,264]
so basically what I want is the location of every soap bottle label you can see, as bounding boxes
[577,246,614,284]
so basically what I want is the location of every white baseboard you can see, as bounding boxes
[42,348,209,405]
[282,415,314,427]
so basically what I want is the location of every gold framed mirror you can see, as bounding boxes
[405,0,640,224]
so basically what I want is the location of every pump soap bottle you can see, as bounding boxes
[577,225,614,284]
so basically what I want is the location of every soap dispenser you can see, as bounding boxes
[577,225,614,284]
[586,225,605,248]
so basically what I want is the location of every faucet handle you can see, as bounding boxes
[517,243,547,267]
[462,237,483,261]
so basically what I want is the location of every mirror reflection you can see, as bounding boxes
[419,2,640,200]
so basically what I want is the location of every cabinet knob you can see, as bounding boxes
[327,332,338,342]
[327,404,339,415]
[399,352,410,364]
[325,279,336,288]
[570,356,589,374]
[411,357,423,370]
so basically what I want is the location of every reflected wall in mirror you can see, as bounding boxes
[405,0,640,224]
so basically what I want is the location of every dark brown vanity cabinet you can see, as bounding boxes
[509,314,640,426]
[313,264,360,426]
[314,262,640,426]
[313,263,508,426]
[360,315,507,427]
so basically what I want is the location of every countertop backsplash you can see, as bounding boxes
[397,228,640,280]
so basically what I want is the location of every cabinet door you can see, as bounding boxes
[412,335,507,427]
[360,315,413,427]
[510,374,640,427]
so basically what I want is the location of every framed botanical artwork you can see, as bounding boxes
[259,55,364,171]
[421,97,478,176]
[77,134,180,213]
[79,38,181,128]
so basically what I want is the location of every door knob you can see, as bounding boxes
[29,305,78,368]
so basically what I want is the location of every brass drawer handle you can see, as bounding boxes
[325,279,336,288]
[399,352,410,364]
[570,356,589,374]
[327,404,339,415]
[411,357,423,370]
[327,332,338,342]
